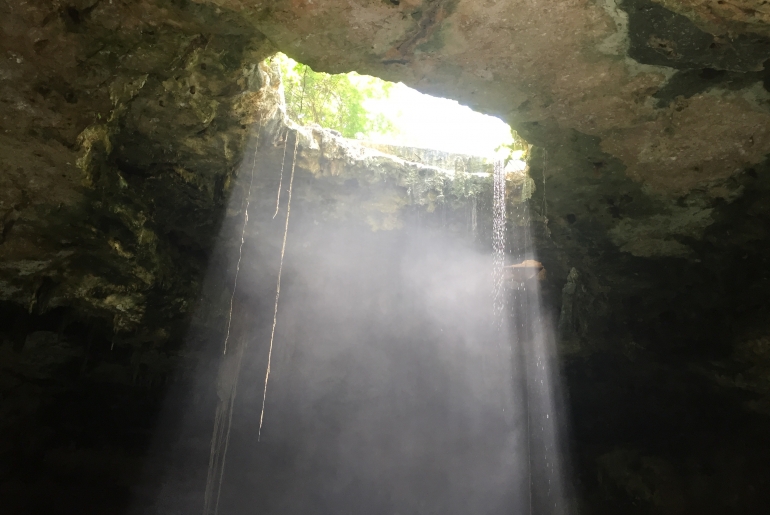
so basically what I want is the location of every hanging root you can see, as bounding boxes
[204,62,307,509]
[202,118,263,515]
[273,127,289,219]
[222,118,263,355]
[203,383,239,515]
[258,129,299,442]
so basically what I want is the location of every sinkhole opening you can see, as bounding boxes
[271,52,528,167]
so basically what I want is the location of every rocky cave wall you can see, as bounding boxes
[0,2,277,511]
[2,0,770,514]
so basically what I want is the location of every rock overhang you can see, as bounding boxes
[2,1,770,512]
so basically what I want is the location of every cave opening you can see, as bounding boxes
[272,52,528,165]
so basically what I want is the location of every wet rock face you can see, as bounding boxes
[0,0,275,332]
[654,0,770,37]
[0,1,274,511]
[1,0,770,513]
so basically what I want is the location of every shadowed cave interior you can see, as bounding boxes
[3,1,770,514]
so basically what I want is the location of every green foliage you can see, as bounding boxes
[273,53,396,139]
[496,129,529,164]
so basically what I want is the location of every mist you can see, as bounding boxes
[223,216,527,514]
[133,104,568,515]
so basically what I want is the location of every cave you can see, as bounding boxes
[2,1,770,514]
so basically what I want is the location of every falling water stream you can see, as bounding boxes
[492,160,507,326]
[508,154,571,515]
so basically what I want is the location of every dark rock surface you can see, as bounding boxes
[1,1,770,513]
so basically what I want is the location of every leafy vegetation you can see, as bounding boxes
[270,53,526,163]
[497,130,530,164]
[273,53,396,139]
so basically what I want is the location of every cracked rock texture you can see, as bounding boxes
[2,0,770,513]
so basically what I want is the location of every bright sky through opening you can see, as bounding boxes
[356,77,515,158]
[276,52,517,159]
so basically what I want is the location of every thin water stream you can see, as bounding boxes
[493,160,507,327]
